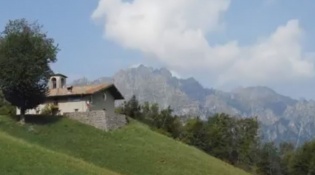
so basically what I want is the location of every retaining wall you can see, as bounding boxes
[64,110,127,131]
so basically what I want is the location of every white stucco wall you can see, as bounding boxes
[49,76,66,89]
[90,91,115,116]
[16,90,116,116]
[16,96,88,115]
[16,104,45,115]
[58,98,88,113]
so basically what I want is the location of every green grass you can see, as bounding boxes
[0,115,250,175]
[0,131,119,175]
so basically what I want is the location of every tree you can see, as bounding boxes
[181,117,208,150]
[205,114,232,159]
[196,113,260,168]
[279,142,295,175]
[121,95,142,119]
[234,117,260,168]
[289,141,315,175]
[141,102,159,126]
[0,19,58,123]
[256,142,282,175]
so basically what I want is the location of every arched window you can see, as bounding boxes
[51,78,57,89]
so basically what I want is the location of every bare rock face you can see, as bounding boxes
[71,65,315,145]
[113,65,202,117]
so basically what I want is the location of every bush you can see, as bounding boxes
[40,104,58,115]
[0,105,15,116]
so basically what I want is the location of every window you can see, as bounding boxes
[51,78,57,89]
[74,109,79,112]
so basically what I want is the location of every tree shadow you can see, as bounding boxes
[12,115,63,125]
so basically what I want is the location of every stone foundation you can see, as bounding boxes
[64,110,127,131]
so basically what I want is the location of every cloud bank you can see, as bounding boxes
[92,0,314,87]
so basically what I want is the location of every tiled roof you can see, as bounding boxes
[47,83,124,99]
[51,73,67,78]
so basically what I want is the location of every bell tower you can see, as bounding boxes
[49,73,67,89]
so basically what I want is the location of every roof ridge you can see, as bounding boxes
[47,83,120,98]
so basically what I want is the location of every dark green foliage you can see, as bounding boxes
[0,91,15,115]
[206,115,259,168]
[206,114,238,162]
[180,114,260,170]
[118,96,183,138]
[289,141,315,175]
[181,117,208,150]
[141,102,159,125]
[0,19,58,119]
[279,142,295,175]
[256,142,282,175]
[119,95,142,120]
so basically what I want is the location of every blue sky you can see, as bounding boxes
[0,0,144,80]
[1,0,315,99]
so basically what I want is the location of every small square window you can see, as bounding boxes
[74,109,79,112]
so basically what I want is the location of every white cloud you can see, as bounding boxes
[129,63,142,68]
[218,20,314,86]
[92,0,314,87]
[170,70,181,79]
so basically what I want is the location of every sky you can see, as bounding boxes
[0,0,315,99]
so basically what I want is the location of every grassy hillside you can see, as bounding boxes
[0,131,118,175]
[0,115,250,175]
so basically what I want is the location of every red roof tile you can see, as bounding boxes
[47,83,124,99]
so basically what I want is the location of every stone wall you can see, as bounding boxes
[64,110,127,131]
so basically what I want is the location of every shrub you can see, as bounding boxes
[41,104,59,115]
[0,105,15,116]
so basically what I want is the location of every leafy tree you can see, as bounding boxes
[141,102,159,126]
[205,113,236,162]
[256,142,282,175]
[289,141,315,175]
[198,114,260,169]
[279,142,295,175]
[153,106,172,129]
[165,115,183,139]
[234,117,260,168]
[121,95,142,119]
[181,117,208,150]
[0,19,58,122]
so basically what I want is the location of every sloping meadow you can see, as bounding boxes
[0,115,249,175]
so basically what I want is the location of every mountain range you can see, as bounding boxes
[71,65,315,146]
